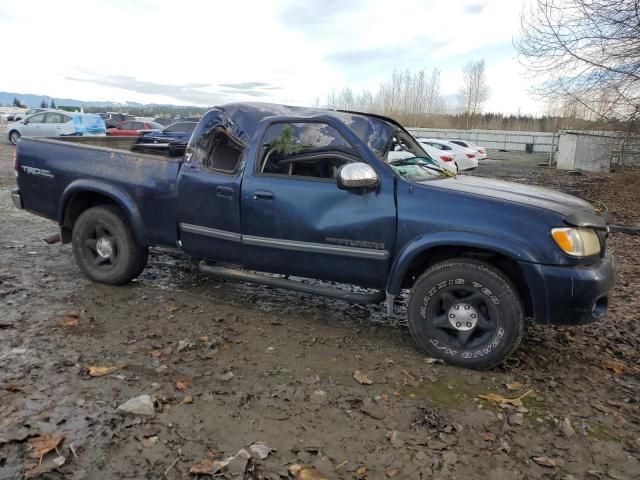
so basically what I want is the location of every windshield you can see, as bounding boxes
[384,130,454,181]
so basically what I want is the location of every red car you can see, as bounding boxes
[106,120,163,137]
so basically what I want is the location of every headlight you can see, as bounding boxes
[551,227,601,256]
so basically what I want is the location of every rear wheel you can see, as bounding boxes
[407,258,524,369]
[9,130,20,145]
[72,206,148,285]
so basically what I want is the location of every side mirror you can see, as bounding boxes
[337,162,379,190]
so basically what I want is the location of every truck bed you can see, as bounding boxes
[16,136,183,247]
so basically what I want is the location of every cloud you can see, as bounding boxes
[464,3,485,14]
[0,0,543,114]
[279,0,364,29]
[64,73,229,105]
[219,89,269,97]
[218,82,272,89]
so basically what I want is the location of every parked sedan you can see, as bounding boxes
[7,111,106,145]
[139,121,197,143]
[99,112,136,129]
[418,138,478,171]
[133,121,197,156]
[449,139,487,160]
[106,120,163,137]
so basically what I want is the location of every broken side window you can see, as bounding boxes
[258,122,360,180]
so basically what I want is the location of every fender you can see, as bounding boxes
[59,179,148,246]
[386,231,538,295]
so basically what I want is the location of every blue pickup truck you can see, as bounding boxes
[12,103,615,368]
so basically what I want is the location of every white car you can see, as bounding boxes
[449,139,487,160]
[420,142,457,173]
[388,144,457,174]
[7,111,106,145]
[418,138,478,171]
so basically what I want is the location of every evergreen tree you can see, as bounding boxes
[50,99,57,109]
[40,99,47,108]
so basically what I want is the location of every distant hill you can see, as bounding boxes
[0,91,159,109]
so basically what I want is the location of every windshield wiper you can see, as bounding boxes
[390,156,454,177]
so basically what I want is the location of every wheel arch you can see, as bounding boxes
[387,233,536,318]
[59,180,148,246]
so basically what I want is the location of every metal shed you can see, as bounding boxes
[556,130,639,171]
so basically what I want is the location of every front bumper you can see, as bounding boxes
[11,189,23,210]
[519,252,616,325]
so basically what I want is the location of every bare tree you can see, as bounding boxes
[325,67,447,125]
[458,60,490,129]
[515,0,640,129]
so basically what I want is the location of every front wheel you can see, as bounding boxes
[407,258,524,369]
[9,130,21,145]
[72,206,148,285]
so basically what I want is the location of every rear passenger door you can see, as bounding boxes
[176,126,245,264]
[42,112,70,136]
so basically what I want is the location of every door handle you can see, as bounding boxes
[216,186,233,198]
[253,190,274,201]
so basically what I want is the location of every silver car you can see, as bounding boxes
[7,111,106,145]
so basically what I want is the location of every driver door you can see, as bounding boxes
[240,121,397,288]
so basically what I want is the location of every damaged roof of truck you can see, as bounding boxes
[189,102,400,158]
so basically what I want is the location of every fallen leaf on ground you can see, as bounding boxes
[288,465,329,480]
[353,370,373,385]
[150,350,164,358]
[190,449,250,475]
[478,389,533,408]
[387,430,404,448]
[402,369,419,387]
[248,441,274,459]
[24,456,65,478]
[190,458,226,475]
[61,313,79,327]
[385,466,401,478]
[198,335,209,342]
[182,395,194,404]
[481,432,496,441]
[175,376,192,391]
[28,435,64,460]
[560,417,575,438]
[532,456,556,468]
[505,382,525,391]
[139,435,158,447]
[87,365,125,377]
[355,466,368,478]
[604,360,626,375]
[43,276,57,283]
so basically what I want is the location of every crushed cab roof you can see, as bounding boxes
[193,102,399,158]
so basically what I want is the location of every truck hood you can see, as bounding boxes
[421,175,599,218]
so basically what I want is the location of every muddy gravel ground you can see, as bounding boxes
[1,126,639,480]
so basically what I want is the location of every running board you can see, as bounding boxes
[198,261,385,305]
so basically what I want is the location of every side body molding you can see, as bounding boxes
[385,231,538,295]
[59,179,148,246]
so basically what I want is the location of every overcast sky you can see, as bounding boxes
[0,0,541,114]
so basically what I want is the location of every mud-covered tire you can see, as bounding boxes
[72,206,148,285]
[9,130,20,145]
[407,258,524,369]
